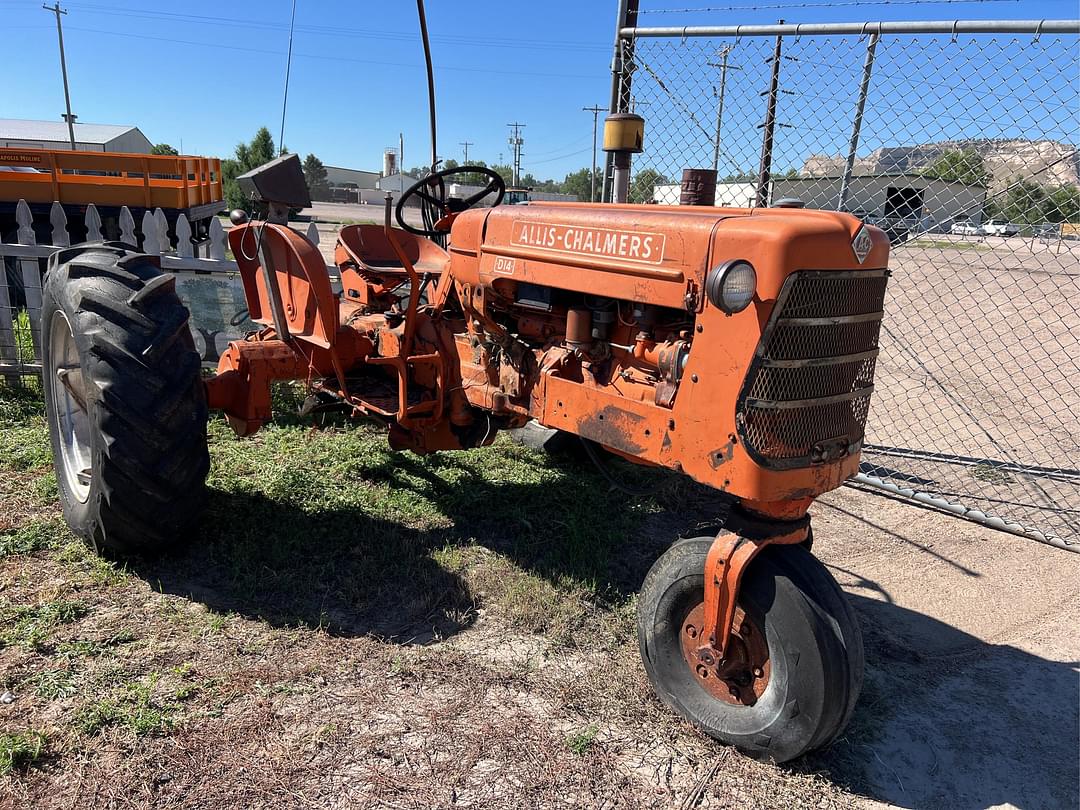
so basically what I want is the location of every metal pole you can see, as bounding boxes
[619,18,1080,38]
[43,3,76,150]
[460,140,473,163]
[507,122,525,186]
[850,473,1076,553]
[399,132,404,195]
[278,0,297,154]
[603,0,639,202]
[583,105,604,202]
[838,32,879,211]
[710,46,731,174]
[755,23,784,209]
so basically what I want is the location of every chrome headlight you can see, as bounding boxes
[705,260,757,314]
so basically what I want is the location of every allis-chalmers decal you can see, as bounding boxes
[512,221,667,265]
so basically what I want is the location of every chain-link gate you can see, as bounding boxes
[608,17,1079,548]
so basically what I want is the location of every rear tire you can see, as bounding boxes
[42,243,209,556]
[637,537,863,763]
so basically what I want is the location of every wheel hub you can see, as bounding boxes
[680,602,770,705]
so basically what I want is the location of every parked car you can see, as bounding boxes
[950,220,981,235]
[980,218,1019,236]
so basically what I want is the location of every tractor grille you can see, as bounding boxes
[737,269,889,469]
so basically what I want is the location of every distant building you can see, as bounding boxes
[653,172,987,228]
[0,118,153,153]
[325,166,378,190]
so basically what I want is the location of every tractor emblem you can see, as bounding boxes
[852,226,872,264]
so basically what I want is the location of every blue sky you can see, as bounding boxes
[4,0,1078,180]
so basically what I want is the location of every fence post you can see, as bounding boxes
[755,24,785,208]
[141,210,160,256]
[85,204,104,242]
[603,0,640,203]
[176,214,194,259]
[16,201,43,364]
[838,32,880,211]
[119,206,136,246]
[0,229,18,386]
[49,201,70,248]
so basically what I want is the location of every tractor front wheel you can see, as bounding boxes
[42,243,210,556]
[637,537,863,763]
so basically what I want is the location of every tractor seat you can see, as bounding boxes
[335,223,449,277]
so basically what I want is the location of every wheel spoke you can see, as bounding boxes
[56,367,89,413]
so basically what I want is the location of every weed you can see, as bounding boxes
[566,725,598,755]
[0,731,46,775]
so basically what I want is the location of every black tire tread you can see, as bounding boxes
[43,243,209,556]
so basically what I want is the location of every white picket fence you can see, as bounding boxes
[0,199,325,382]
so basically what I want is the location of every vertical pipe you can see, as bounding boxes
[838,32,880,212]
[603,0,638,202]
[612,153,631,203]
[755,23,784,209]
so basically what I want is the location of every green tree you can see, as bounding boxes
[629,168,669,203]
[302,153,330,200]
[221,127,277,211]
[561,167,598,201]
[1044,185,1080,223]
[150,143,179,156]
[921,148,990,187]
[490,164,515,187]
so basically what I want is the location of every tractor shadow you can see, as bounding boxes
[136,444,725,644]
[135,443,1079,809]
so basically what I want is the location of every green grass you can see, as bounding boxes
[0,382,51,472]
[0,599,90,650]
[0,731,46,775]
[0,517,67,557]
[75,674,180,737]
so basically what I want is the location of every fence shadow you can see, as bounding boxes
[807,593,1079,810]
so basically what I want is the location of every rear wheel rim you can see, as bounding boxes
[49,311,92,503]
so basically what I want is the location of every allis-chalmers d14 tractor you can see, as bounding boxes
[41,139,889,762]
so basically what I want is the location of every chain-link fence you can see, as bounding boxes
[612,18,1080,547]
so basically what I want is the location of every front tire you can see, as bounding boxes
[637,537,863,763]
[42,243,209,556]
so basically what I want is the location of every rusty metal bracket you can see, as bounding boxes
[699,509,809,659]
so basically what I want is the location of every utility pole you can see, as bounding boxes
[583,105,604,202]
[506,122,526,186]
[278,0,298,154]
[707,46,740,174]
[43,2,77,150]
[460,140,473,163]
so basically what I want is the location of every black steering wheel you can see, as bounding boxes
[395,165,506,238]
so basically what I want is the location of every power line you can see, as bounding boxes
[56,1,611,52]
[64,26,599,80]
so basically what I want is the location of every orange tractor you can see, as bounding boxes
[39,9,888,766]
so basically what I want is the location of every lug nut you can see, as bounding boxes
[695,665,709,679]
[752,667,764,678]
[698,651,715,666]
